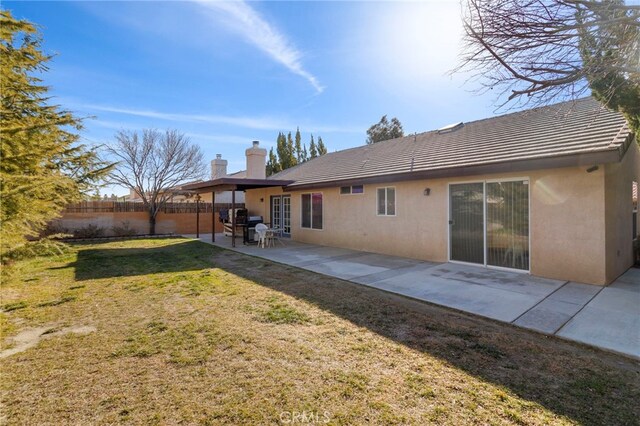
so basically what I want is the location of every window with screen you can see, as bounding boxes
[377,187,396,216]
[340,185,364,195]
[301,193,323,229]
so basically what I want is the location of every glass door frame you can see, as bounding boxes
[447,177,531,273]
[270,195,291,237]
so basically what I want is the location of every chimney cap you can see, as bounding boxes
[252,140,260,147]
[216,154,222,159]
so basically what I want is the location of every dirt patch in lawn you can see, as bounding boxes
[1,325,96,358]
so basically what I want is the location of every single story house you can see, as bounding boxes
[185,98,639,285]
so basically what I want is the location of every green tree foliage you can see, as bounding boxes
[578,2,640,135]
[275,133,288,169]
[266,130,327,175]
[0,10,110,256]
[317,136,328,155]
[294,127,306,163]
[309,134,318,159]
[266,147,281,176]
[459,0,639,137]
[285,132,297,169]
[366,115,405,144]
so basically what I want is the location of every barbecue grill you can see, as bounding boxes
[243,215,264,244]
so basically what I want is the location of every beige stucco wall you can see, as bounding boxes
[604,142,640,283]
[245,159,638,285]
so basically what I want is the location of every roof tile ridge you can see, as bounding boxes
[456,97,594,128]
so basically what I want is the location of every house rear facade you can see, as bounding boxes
[194,98,639,285]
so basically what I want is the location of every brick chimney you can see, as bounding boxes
[245,141,267,179]
[211,154,227,180]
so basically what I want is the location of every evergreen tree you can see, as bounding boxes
[309,134,318,159]
[0,10,110,255]
[284,132,297,169]
[276,132,288,170]
[266,147,281,176]
[302,143,308,163]
[317,136,328,155]
[294,127,304,163]
[366,115,404,144]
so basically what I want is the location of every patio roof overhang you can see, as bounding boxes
[182,177,295,193]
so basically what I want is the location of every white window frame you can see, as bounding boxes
[339,185,364,195]
[300,192,324,230]
[446,177,530,274]
[376,186,396,216]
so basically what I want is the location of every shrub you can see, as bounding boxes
[112,221,137,237]
[73,224,105,239]
[41,222,70,237]
[3,237,72,262]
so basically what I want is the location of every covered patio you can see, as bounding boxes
[187,233,640,359]
[182,177,293,247]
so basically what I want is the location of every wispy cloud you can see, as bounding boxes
[80,103,363,134]
[84,104,291,131]
[197,0,324,93]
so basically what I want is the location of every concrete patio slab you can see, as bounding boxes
[352,262,442,285]
[557,306,640,358]
[513,298,584,334]
[188,234,640,358]
[426,263,566,297]
[301,253,425,281]
[546,282,602,305]
[368,270,549,322]
[608,268,640,293]
[246,245,362,266]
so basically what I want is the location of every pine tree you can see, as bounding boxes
[302,143,308,163]
[309,134,318,159]
[294,127,304,163]
[317,136,328,155]
[0,10,110,255]
[276,132,288,170]
[285,132,297,169]
[266,147,281,176]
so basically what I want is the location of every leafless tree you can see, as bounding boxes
[105,129,205,234]
[455,0,639,130]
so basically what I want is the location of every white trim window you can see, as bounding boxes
[377,187,396,216]
[340,185,364,195]
[301,193,323,230]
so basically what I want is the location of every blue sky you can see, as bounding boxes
[8,0,508,195]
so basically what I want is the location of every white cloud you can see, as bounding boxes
[197,0,324,93]
[80,103,363,134]
[83,103,291,130]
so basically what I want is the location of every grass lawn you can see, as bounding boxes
[1,238,639,425]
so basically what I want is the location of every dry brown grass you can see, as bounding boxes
[1,238,638,425]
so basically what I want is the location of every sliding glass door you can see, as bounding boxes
[449,183,485,264]
[486,181,529,270]
[449,180,529,271]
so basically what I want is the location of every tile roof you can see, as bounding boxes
[271,98,632,188]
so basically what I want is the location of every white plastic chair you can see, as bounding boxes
[255,223,269,248]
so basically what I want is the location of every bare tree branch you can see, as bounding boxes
[454,0,640,126]
[102,129,206,234]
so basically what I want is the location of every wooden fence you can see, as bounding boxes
[63,201,244,214]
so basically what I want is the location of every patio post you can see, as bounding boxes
[196,194,200,238]
[231,190,236,248]
[211,191,215,242]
